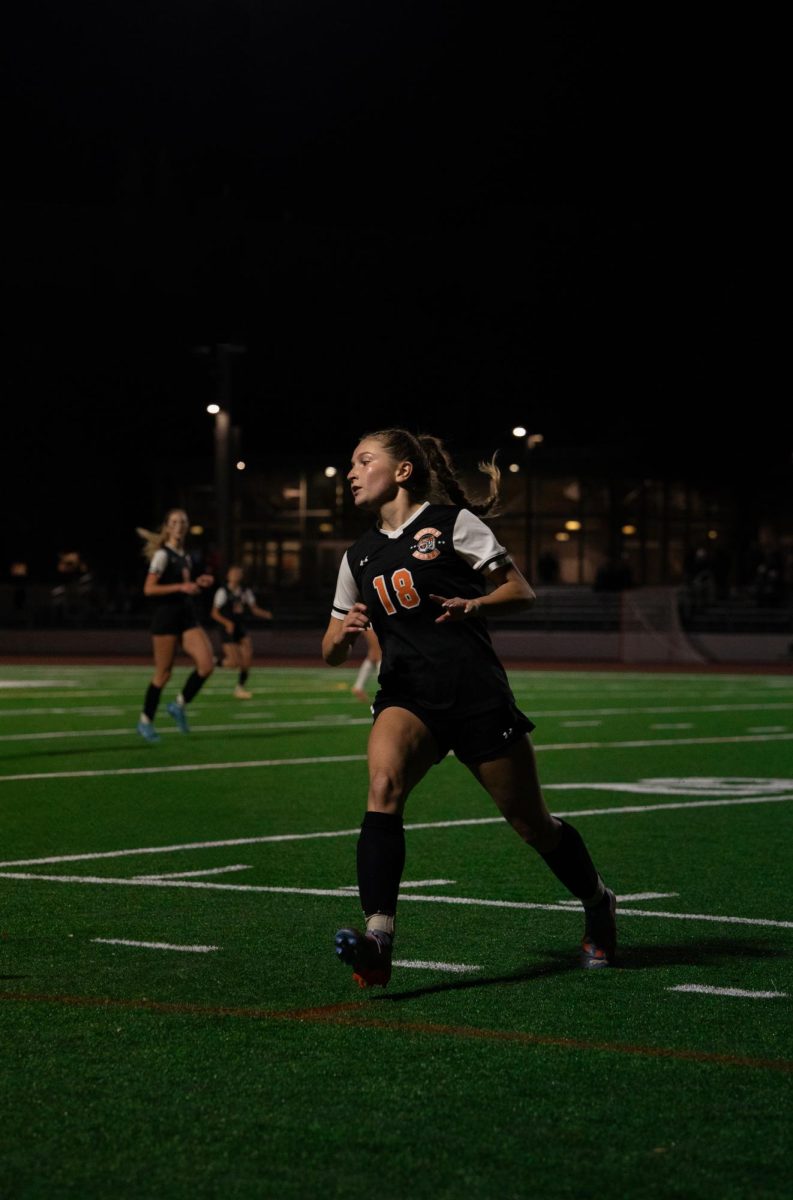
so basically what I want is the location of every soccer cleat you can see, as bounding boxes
[334,927,392,988]
[234,686,253,699]
[136,720,160,744]
[581,887,617,968]
[166,701,190,733]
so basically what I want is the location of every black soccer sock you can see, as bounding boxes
[356,811,405,918]
[143,684,162,721]
[239,668,249,686]
[181,670,208,705]
[539,819,602,905]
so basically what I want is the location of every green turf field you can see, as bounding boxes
[1,661,791,1199]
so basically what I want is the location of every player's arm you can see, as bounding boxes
[323,554,366,665]
[430,564,534,622]
[210,606,235,634]
[250,604,273,620]
[143,571,199,597]
[322,604,370,666]
[210,588,235,634]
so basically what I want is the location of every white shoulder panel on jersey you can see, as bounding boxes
[452,509,512,573]
[149,548,168,576]
[331,554,360,619]
[213,587,228,608]
[242,588,256,607]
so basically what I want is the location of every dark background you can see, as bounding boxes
[2,2,785,579]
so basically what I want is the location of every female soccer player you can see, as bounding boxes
[210,565,273,698]
[136,509,215,742]
[322,429,616,987]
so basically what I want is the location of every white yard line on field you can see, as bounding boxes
[2,792,793,869]
[0,717,371,742]
[667,985,788,999]
[0,871,788,930]
[4,733,793,784]
[92,938,219,953]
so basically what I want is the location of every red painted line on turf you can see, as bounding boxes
[1,991,790,1073]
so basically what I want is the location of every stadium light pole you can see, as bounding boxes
[511,426,543,578]
[205,343,245,571]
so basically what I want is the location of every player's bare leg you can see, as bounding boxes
[137,635,178,743]
[336,707,438,987]
[468,736,616,966]
[166,627,214,733]
[234,636,254,698]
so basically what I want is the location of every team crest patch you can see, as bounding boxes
[411,527,444,561]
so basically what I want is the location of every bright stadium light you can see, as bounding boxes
[207,403,220,414]
[508,463,520,473]
[565,520,582,532]
[512,425,527,438]
[324,466,338,478]
[622,524,637,536]
[236,461,246,471]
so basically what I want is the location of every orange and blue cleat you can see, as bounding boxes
[581,887,617,968]
[334,927,392,988]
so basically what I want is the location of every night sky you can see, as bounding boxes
[3,2,786,575]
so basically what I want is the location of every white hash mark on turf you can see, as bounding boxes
[338,879,457,891]
[92,939,220,953]
[667,985,788,999]
[132,864,252,880]
[392,960,481,973]
[557,892,679,904]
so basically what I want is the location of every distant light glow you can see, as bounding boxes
[236,461,246,471]
[318,522,333,533]
[324,466,338,478]
[555,532,570,542]
[621,524,637,536]
[190,525,204,536]
[206,403,220,415]
[564,520,582,532]
[512,426,527,438]
[508,463,520,474]
[707,529,718,540]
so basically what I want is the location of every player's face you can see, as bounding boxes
[165,510,189,543]
[347,439,404,509]
[227,567,243,586]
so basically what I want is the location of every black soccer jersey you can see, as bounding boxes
[148,546,193,605]
[331,503,516,715]
[212,585,257,623]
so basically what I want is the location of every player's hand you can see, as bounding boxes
[195,573,214,588]
[341,602,370,639]
[181,582,201,595]
[430,594,483,623]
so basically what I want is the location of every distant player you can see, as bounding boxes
[135,509,215,742]
[323,429,617,987]
[351,626,381,702]
[210,565,273,698]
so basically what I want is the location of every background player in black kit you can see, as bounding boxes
[322,429,617,987]
[136,509,215,743]
[210,564,273,698]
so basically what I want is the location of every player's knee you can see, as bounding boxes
[154,669,172,687]
[513,815,559,853]
[367,768,405,813]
